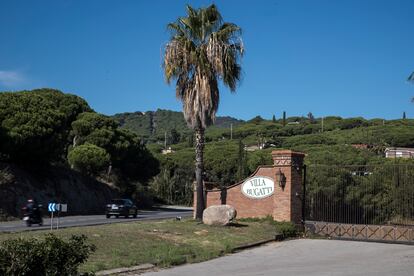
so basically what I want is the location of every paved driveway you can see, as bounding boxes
[143,239,414,276]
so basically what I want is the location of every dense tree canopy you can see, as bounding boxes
[68,143,110,175]
[70,112,159,182]
[0,89,159,196]
[0,89,91,163]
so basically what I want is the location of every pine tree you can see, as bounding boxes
[282,111,286,127]
[307,112,315,123]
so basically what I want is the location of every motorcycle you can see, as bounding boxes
[22,204,43,227]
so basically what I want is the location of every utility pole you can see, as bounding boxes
[164,131,167,149]
[321,117,324,133]
[230,123,233,140]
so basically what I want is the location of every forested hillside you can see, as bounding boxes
[112,109,243,143]
[0,89,160,218]
[142,114,414,205]
[1,89,413,210]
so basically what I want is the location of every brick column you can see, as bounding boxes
[271,150,305,225]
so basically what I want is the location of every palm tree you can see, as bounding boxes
[163,4,243,219]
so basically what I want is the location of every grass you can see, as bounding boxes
[238,216,298,238]
[0,218,282,273]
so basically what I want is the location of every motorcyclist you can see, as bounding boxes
[23,198,42,226]
[26,198,35,211]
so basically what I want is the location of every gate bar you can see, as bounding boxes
[302,164,306,224]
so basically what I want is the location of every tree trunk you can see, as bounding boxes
[194,127,205,220]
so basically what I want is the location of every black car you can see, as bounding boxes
[106,199,138,218]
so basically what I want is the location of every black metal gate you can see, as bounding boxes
[303,164,414,244]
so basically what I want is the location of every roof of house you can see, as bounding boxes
[384,147,414,152]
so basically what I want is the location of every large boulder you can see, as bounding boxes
[202,205,237,226]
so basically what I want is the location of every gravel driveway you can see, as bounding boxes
[142,239,414,276]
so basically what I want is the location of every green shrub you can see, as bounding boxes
[238,215,274,223]
[238,217,298,239]
[274,222,298,238]
[0,234,95,275]
[68,143,110,175]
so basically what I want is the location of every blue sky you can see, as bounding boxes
[0,0,413,120]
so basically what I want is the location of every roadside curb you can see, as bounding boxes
[231,234,283,252]
[95,263,155,275]
[153,205,193,211]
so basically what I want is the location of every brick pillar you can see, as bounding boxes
[271,150,305,225]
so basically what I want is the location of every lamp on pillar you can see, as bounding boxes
[275,168,286,190]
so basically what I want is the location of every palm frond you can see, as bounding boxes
[166,23,185,37]
[182,72,219,129]
[408,71,414,82]
[216,23,241,41]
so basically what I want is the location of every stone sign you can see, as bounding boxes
[195,150,306,225]
[241,176,274,199]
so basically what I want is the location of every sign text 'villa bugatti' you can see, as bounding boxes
[241,176,274,199]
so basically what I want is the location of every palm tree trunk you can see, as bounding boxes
[195,127,205,220]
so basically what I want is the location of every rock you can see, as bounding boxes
[202,205,237,226]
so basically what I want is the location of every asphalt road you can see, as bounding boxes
[0,207,192,232]
[143,239,414,276]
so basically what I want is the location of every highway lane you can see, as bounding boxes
[0,207,193,233]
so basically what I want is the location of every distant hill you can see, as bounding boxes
[112,109,244,142]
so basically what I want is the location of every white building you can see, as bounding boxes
[384,147,414,158]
